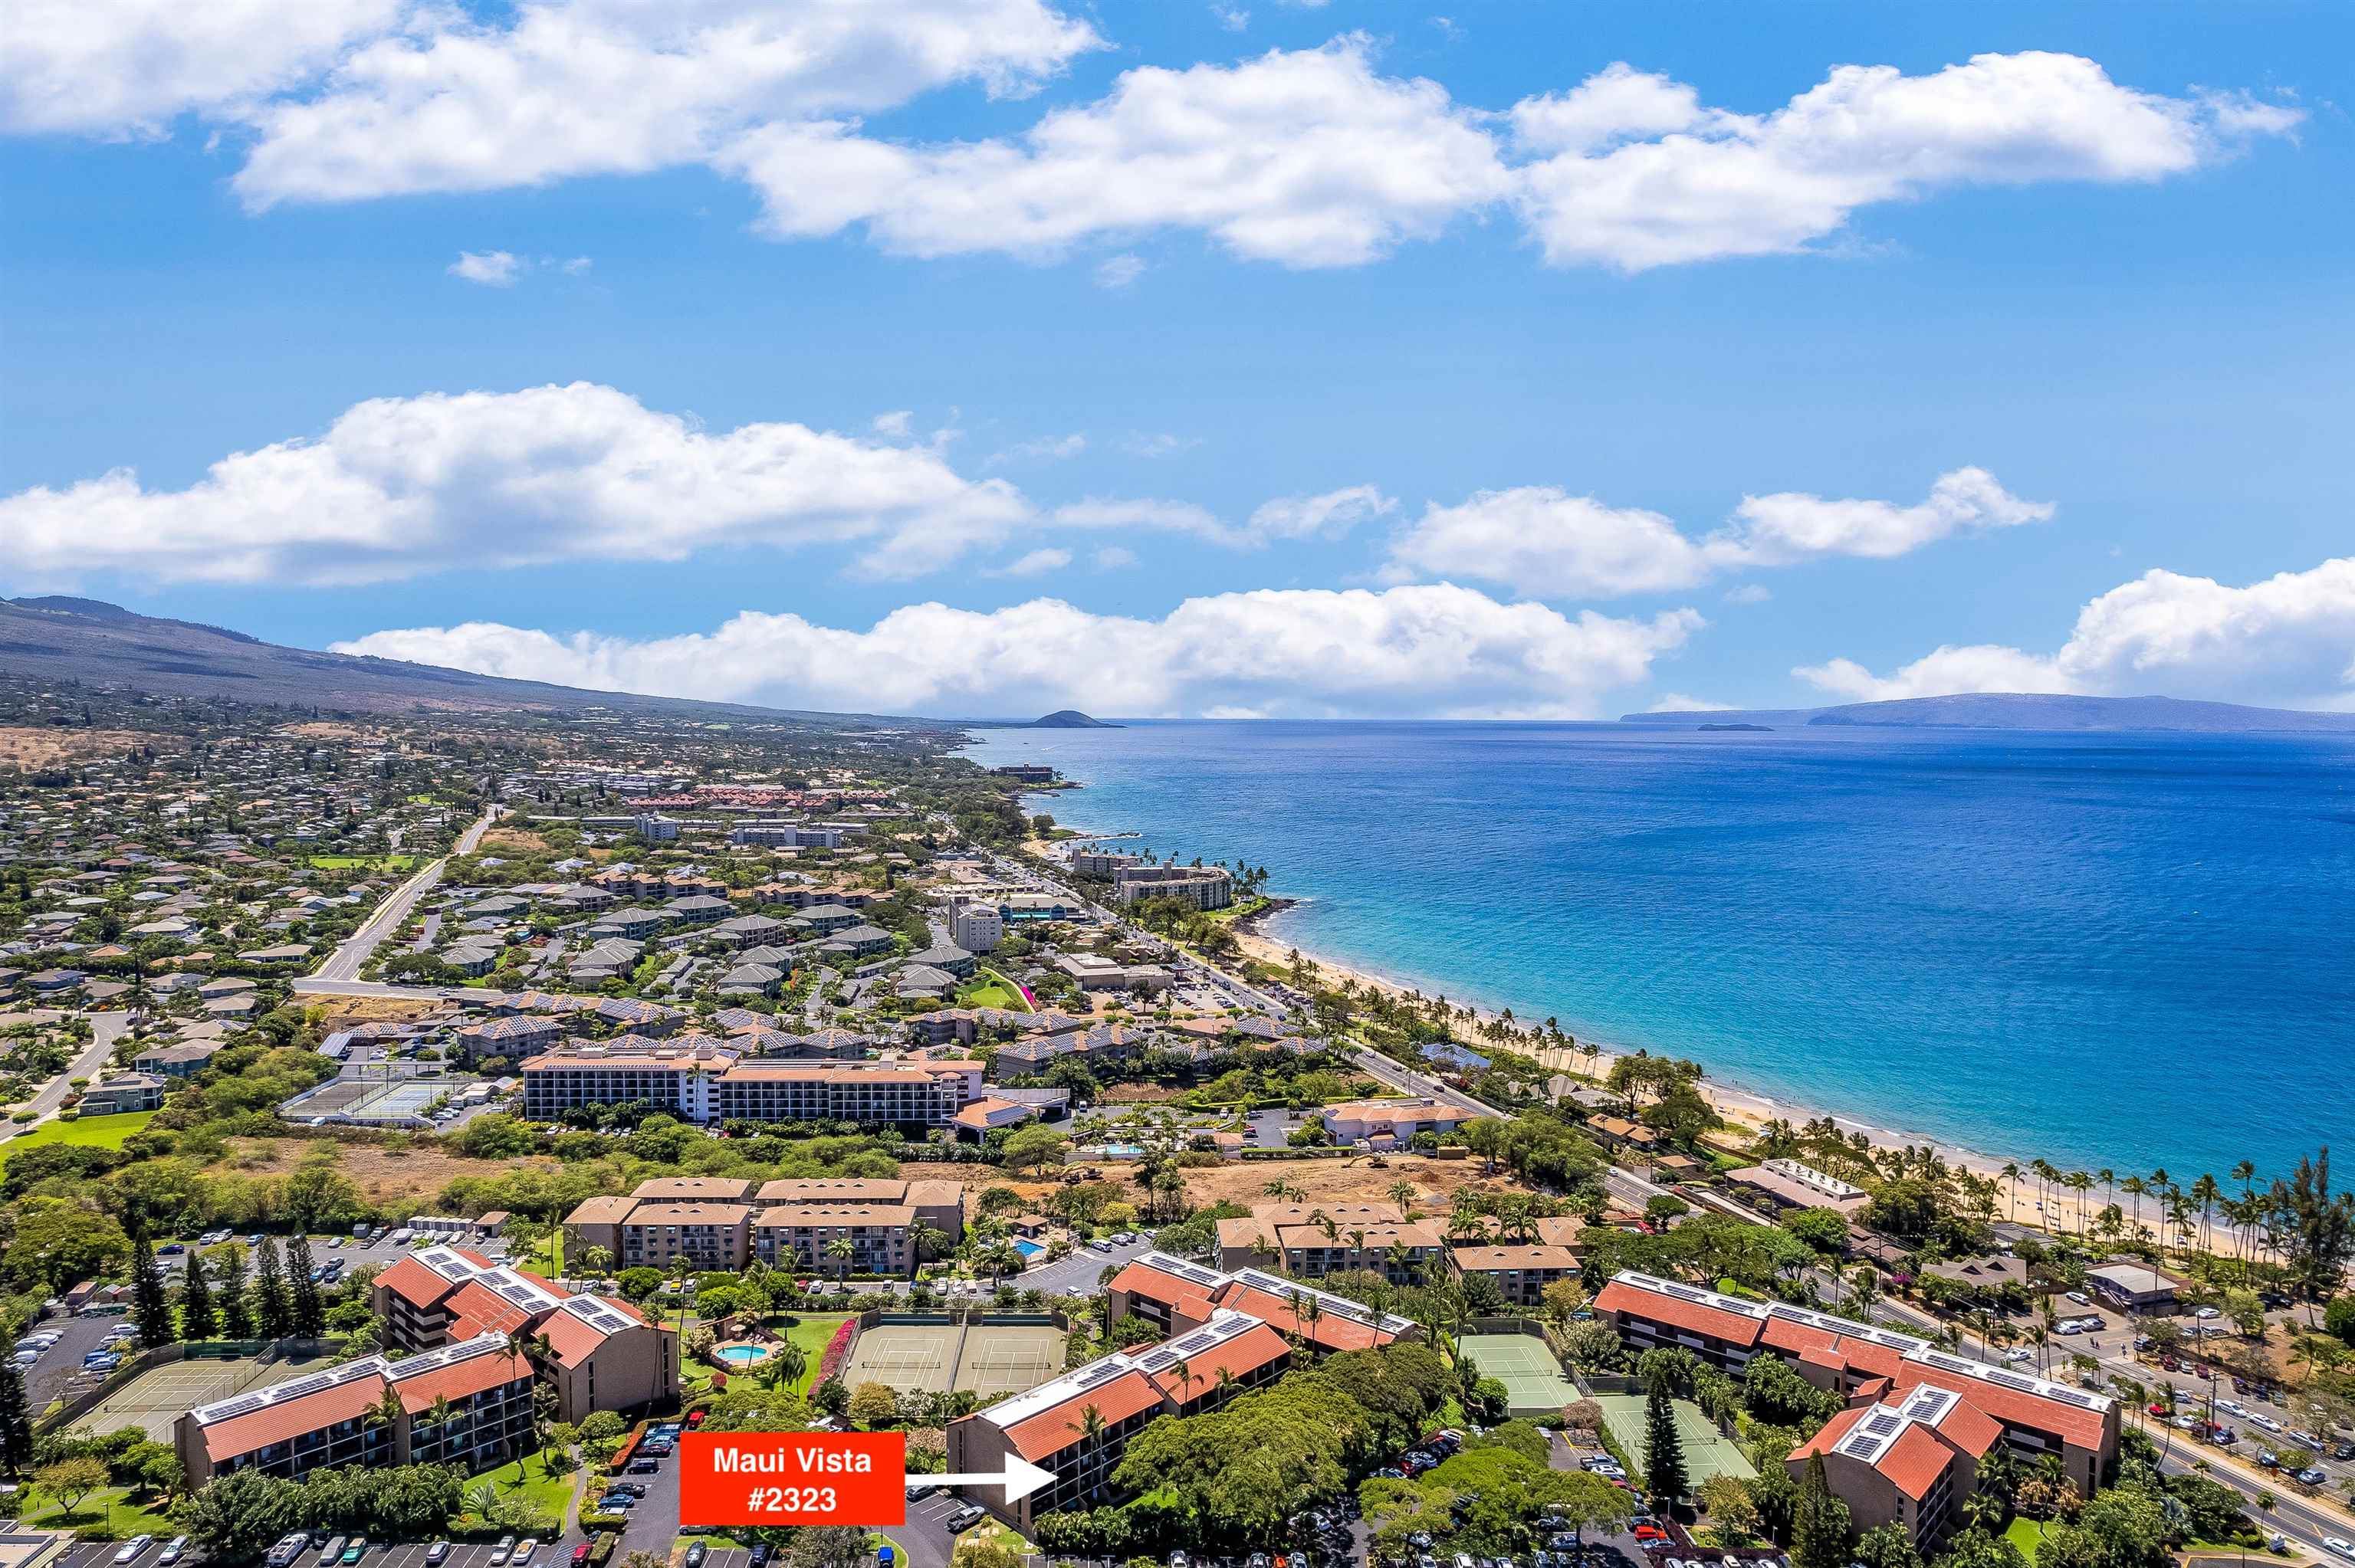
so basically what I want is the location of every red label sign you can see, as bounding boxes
[678,1432,908,1527]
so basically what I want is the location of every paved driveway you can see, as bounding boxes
[1020,1233,1158,1299]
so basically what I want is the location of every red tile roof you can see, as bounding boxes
[374,1255,459,1310]
[442,1279,534,1338]
[395,1350,532,1413]
[1219,1284,1387,1352]
[1894,1363,2109,1452]
[1145,1324,1289,1402]
[1879,1424,1957,1501]
[1595,1279,1764,1348]
[1003,1370,1164,1461]
[202,1376,384,1462]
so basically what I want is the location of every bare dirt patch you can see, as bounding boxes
[1178,1153,1515,1215]
[230,1135,557,1209]
[479,827,555,856]
[302,995,451,1029]
[274,722,386,742]
[1098,1084,1182,1102]
[0,726,176,771]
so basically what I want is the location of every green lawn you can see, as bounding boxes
[957,980,1020,1009]
[780,1314,850,1391]
[467,1458,576,1524]
[0,1110,155,1168]
[2005,1520,2049,1563]
[19,1484,173,1539]
[309,854,419,871]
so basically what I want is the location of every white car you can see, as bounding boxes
[2320,1538,2353,1562]
[115,1538,156,1565]
[161,1537,188,1565]
[2004,1348,2034,1363]
[2195,1307,2221,1320]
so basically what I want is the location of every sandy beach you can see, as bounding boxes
[1227,908,2239,1259]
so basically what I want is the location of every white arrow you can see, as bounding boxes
[914,1455,1056,1505]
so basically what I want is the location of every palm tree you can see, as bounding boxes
[2120,1175,2148,1240]
[1171,1357,1194,1408]
[1999,1163,2022,1223]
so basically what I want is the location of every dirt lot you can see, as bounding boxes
[1178,1153,1513,1214]
[478,826,556,856]
[0,725,176,771]
[303,995,451,1029]
[230,1135,556,1209]
[273,722,386,742]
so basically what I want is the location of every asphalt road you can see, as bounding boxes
[307,805,501,984]
[21,1009,132,1120]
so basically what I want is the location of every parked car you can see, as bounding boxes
[426,1543,452,1564]
[685,1547,708,1568]
[114,1537,156,1565]
[315,1539,347,1566]
[512,1542,538,1567]
[948,1507,987,1533]
[490,1538,516,1565]
[159,1538,188,1565]
[341,1537,369,1564]
[572,1546,593,1566]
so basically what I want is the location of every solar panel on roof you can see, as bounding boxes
[1073,1363,1127,1389]
[275,1374,336,1399]
[1864,1413,1903,1437]
[1840,1433,1883,1458]
[1135,1351,1178,1372]
[199,1393,268,1422]
[1984,1371,2037,1392]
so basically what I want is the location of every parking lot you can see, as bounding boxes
[1017,1232,1158,1298]
[53,1541,581,1568]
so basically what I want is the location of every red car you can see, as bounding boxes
[1634,1526,1668,1543]
[687,1410,708,1427]
[572,1548,592,1566]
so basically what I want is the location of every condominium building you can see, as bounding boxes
[176,1333,535,1486]
[1320,1097,1473,1147]
[519,1038,982,1127]
[951,1252,1418,1532]
[1594,1271,2117,1497]
[565,1176,964,1281]
[1112,864,1233,912]
[1210,1202,1441,1281]
[1068,849,1146,879]
[948,903,1005,953]
[368,1246,678,1425]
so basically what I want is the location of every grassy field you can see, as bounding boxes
[309,853,419,871]
[468,1458,576,1523]
[2005,1520,2048,1563]
[781,1314,851,1392]
[18,1484,172,1538]
[957,980,1020,1009]
[1,1110,155,1168]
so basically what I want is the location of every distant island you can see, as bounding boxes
[1624,691,2355,735]
[1030,710,1121,728]
[1697,722,1772,732]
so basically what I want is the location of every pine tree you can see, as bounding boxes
[284,1235,325,1339]
[253,1238,294,1340]
[131,1240,176,1347]
[216,1247,255,1340]
[1643,1384,1690,1505]
[1793,1452,1855,1568]
[0,1359,33,1475]
[180,1250,218,1340]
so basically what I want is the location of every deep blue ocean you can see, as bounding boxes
[964,721,2355,1184]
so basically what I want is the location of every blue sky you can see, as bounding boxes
[5,0,2352,718]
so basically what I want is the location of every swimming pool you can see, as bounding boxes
[1013,1239,1043,1260]
[714,1343,771,1366]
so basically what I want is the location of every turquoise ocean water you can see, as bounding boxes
[964,721,2355,1183]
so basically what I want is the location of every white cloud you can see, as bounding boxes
[1386,487,1706,597]
[1,0,406,136]
[1710,466,2052,567]
[227,0,1102,207]
[1384,468,2048,598]
[1513,53,2299,271]
[1092,546,1138,570]
[1795,556,2355,709]
[0,382,1033,586]
[1647,692,1735,712]
[448,249,523,286]
[1121,432,1198,458]
[1244,484,1395,541]
[560,255,593,274]
[985,433,1087,467]
[1210,6,1250,34]
[1094,253,1147,289]
[1795,645,2074,702]
[11,19,2299,274]
[871,410,915,438]
[1723,584,1773,605]
[721,37,1516,267]
[330,584,1703,720]
[990,547,1073,577]
[1200,705,1268,720]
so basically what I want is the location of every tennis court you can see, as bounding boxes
[840,1318,1068,1397]
[1594,1393,1756,1484]
[842,1323,958,1393]
[80,1352,331,1442]
[1457,1329,1580,1417]
[953,1323,1065,1398]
